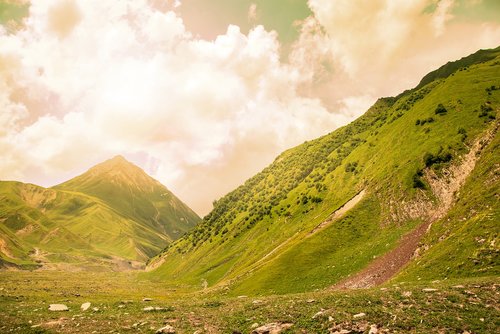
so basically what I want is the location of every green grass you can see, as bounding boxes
[147,47,500,295]
[0,157,200,268]
[0,271,498,333]
[394,120,500,282]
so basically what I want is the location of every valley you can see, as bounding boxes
[0,271,498,334]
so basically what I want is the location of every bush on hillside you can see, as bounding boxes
[435,103,448,115]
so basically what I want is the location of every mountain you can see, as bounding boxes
[55,155,199,241]
[0,156,200,270]
[146,47,500,295]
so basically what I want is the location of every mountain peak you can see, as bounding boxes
[110,154,127,162]
[87,155,157,188]
[92,155,141,173]
[99,155,133,168]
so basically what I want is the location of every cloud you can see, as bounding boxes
[1,0,499,215]
[0,0,339,215]
[300,0,500,102]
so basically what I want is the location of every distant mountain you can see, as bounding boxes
[146,47,500,295]
[0,156,200,270]
[55,155,199,241]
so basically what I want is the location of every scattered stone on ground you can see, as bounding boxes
[251,322,293,334]
[143,298,153,302]
[92,307,99,312]
[48,304,68,311]
[156,324,175,333]
[330,330,351,334]
[237,295,247,299]
[422,288,438,292]
[252,300,263,305]
[144,306,155,311]
[312,310,325,319]
[369,324,379,334]
[250,323,259,329]
[353,312,366,319]
[118,304,125,308]
[80,302,91,311]
[402,291,412,297]
[306,299,316,303]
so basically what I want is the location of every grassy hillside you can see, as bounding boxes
[55,155,199,241]
[0,156,200,269]
[146,47,500,295]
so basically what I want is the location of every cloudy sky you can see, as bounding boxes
[0,0,499,215]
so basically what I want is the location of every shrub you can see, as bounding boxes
[412,169,425,189]
[424,150,453,167]
[311,196,323,203]
[435,103,448,115]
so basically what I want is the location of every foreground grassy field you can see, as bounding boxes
[0,271,498,333]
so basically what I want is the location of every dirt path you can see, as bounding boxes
[333,121,498,290]
[309,190,366,236]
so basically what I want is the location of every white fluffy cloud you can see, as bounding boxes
[1,0,499,215]
[300,0,500,105]
[0,0,342,214]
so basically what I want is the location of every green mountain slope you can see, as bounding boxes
[0,156,200,269]
[55,155,199,241]
[146,47,500,295]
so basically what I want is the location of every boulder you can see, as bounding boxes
[353,312,366,319]
[81,302,91,311]
[156,324,175,333]
[251,322,293,334]
[48,304,68,311]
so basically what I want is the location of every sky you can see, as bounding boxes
[0,0,499,216]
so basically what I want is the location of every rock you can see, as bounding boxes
[237,295,247,299]
[306,299,315,303]
[402,291,412,297]
[251,323,259,329]
[330,330,351,334]
[422,288,438,292]
[252,300,263,305]
[156,324,175,333]
[81,302,91,311]
[312,310,324,319]
[48,304,68,311]
[452,285,465,289]
[353,313,366,319]
[143,298,153,302]
[92,307,99,312]
[251,322,293,334]
[369,324,378,334]
[118,305,125,308]
[328,316,334,322]
[143,306,166,312]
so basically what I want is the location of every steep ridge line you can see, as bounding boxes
[332,120,498,289]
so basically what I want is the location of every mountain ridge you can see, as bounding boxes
[145,46,500,296]
[0,156,200,270]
